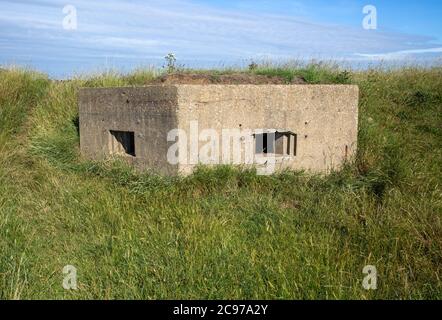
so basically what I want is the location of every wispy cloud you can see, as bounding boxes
[0,0,441,76]
[355,47,442,60]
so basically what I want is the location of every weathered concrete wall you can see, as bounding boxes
[79,86,179,175]
[176,85,359,175]
[79,84,359,176]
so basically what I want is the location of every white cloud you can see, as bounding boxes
[355,47,442,60]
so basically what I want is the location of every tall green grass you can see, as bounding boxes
[0,64,441,299]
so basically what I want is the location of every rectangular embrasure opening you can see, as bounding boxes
[254,131,297,156]
[109,130,135,157]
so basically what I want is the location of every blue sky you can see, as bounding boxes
[1,0,441,78]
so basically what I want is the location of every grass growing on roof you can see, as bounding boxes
[0,64,441,299]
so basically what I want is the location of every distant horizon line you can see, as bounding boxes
[2,58,442,80]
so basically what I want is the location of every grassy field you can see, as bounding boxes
[0,64,441,299]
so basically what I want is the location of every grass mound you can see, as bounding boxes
[0,64,441,299]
